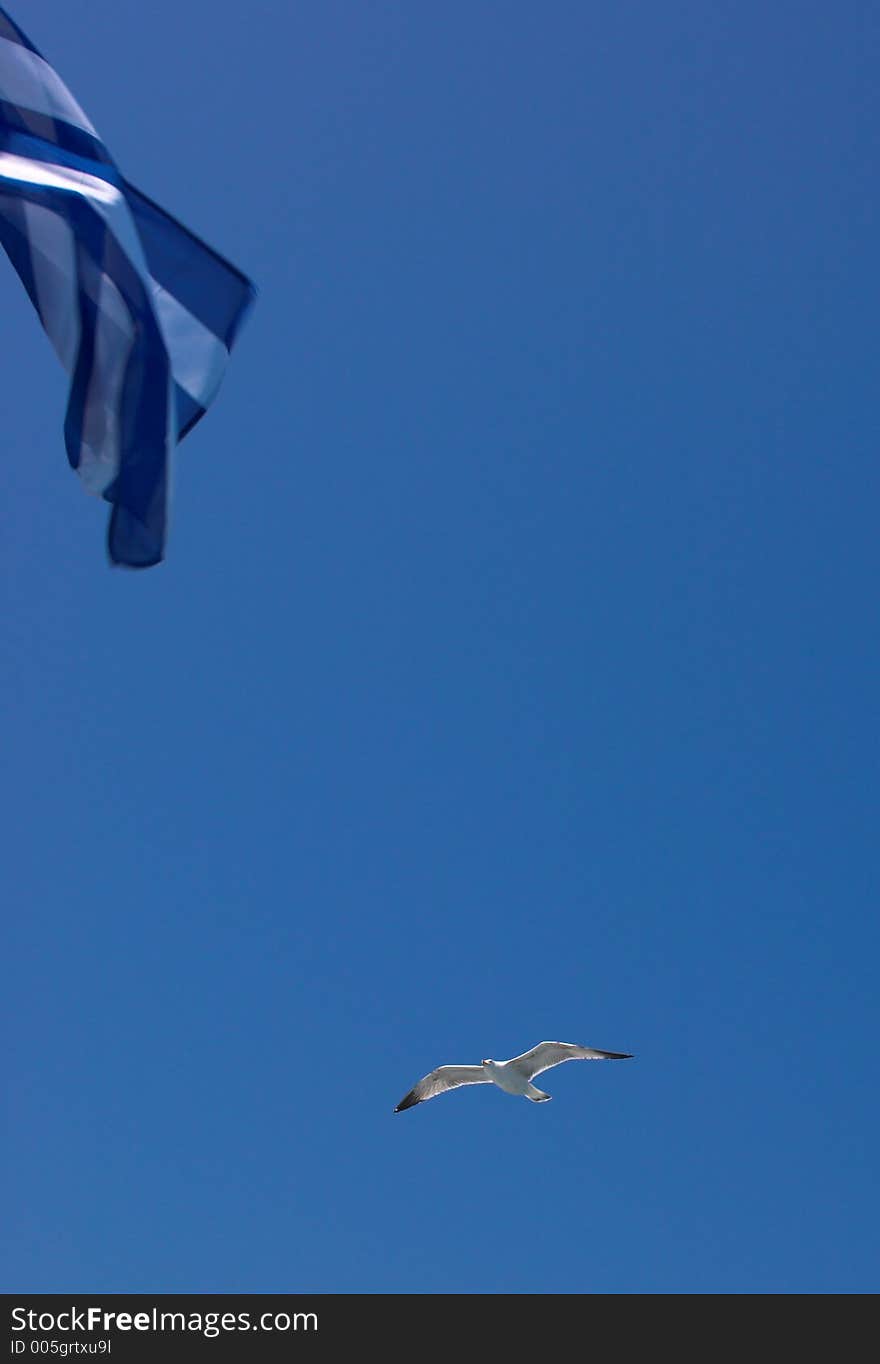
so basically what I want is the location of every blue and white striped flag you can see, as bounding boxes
[0,8,255,566]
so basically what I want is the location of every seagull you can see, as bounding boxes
[394,1040,633,1112]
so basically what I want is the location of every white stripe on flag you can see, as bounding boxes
[0,34,98,135]
[24,200,79,370]
[150,281,229,408]
[0,149,117,201]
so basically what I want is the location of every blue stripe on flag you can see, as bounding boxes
[0,98,114,165]
[0,124,122,183]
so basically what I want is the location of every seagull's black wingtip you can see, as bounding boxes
[394,1092,419,1113]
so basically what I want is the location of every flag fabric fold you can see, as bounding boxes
[0,7,255,566]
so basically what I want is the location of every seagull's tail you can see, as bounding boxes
[526,1085,551,1103]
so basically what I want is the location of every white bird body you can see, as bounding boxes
[483,1058,548,1100]
[394,1040,633,1112]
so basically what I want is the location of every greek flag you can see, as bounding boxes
[0,8,254,566]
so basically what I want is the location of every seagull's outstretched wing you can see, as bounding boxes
[509,1041,633,1080]
[394,1064,489,1112]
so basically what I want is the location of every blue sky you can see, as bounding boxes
[3,0,879,1293]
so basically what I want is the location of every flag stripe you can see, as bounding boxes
[24,199,80,369]
[0,148,118,202]
[150,281,229,409]
[0,98,112,164]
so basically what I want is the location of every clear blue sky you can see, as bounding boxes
[3,0,878,1294]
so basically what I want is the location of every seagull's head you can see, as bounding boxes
[481,1058,494,1067]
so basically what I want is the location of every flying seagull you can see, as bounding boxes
[394,1040,633,1112]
